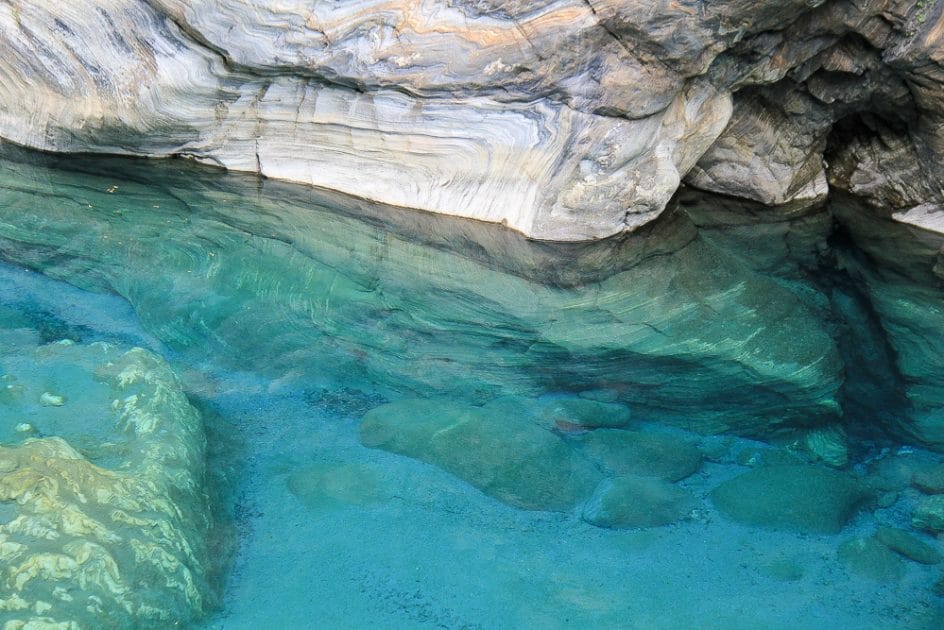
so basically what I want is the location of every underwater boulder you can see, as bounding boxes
[574,429,702,481]
[875,527,942,565]
[913,463,944,494]
[0,342,214,628]
[913,496,944,533]
[359,399,600,511]
[838,537,905,582]
[581,475,699,529]
[711,465,870,534]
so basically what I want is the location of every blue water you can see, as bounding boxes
[0,148,943,628]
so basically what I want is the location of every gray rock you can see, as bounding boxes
[711,465,870,534]
[0,0,939,241]
[914,496,944,533]
[359,398,601,511]
[581,475,699,529]
[575,429,702,482]
[875,527,942,565]
[914,463,944,494]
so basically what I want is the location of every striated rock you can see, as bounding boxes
[581,475,699,529]
[804,424,850,468]
[0,0,939,239]
[0,342,214,628]
[711,465,870,534]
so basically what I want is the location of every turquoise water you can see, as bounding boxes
[0,146,943,628]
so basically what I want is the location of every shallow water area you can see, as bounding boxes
[0,148,943,628]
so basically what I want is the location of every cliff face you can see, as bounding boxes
[0,0,940,240]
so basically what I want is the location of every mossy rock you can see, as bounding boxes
[360,398,600,511]
[875,527,942,565]
[838,537,905,582]
[914,495,944,532]
[581,475,699,529]
[711,465,870,533]
[575,429,702,481]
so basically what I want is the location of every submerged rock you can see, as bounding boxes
[581,476,699,530]
[711,465,870,534]
[538,398,631,431]
[803,425,850,468]
[913,464,944,495]
[575,429,702,482]
[359,399,600,511]
[0,343,214,628]
[838,537,905,583]
[875,527,942,565]
[913,496,944,533]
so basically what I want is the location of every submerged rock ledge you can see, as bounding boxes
[0,0,941,240]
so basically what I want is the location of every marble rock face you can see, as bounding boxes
[0,0,940,240]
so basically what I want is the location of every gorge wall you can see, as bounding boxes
[0,0,941,240]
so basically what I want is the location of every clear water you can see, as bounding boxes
[0,146,943,628]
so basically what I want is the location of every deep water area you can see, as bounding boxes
[1,145,944,628]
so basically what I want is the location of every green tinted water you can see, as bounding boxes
[0,146,942,628]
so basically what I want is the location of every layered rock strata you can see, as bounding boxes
[0,0,940,240]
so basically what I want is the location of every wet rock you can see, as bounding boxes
[359,399,600,511]
[581,476,699,530]
[838,537,905,583]
[0,343,213,628]
[914,464,944,495]
[538,398,631,431]
[711,465,870,534]
[803,425,850,468]
[575,429,702,482]
[914,496,944,533]
[875,527,942,565]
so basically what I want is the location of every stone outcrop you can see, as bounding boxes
[0,338,215,628]
[0,0,940,240]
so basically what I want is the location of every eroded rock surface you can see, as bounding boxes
[0,338,214,628]
[0,0,939,239]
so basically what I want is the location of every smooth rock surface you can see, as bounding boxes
[711,465,870,534]
[0,0,940,239]
[575,429,703,481]
[875,527,942,565]
[581,475,699,529]
[359,398,601,511]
